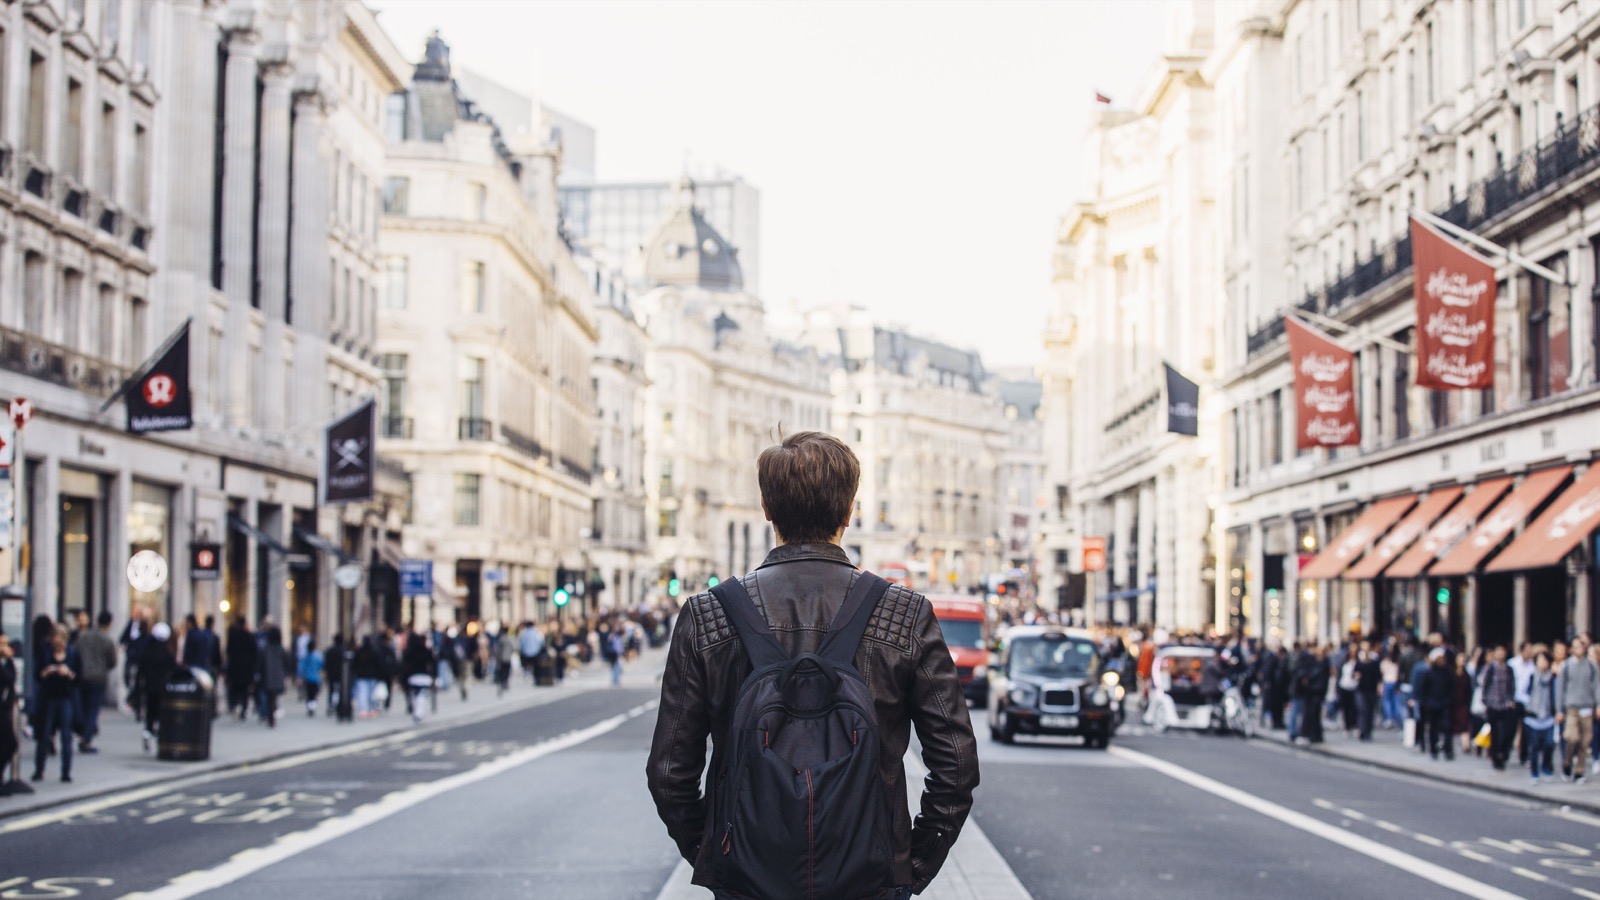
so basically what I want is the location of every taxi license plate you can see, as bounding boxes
[1040,714,1078,729]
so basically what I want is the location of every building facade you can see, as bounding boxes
[998,374,1046,601]
[797,307,1009,594]
[1042,16,1221,632]
[1214,0,1600,649]
[377,35,597,627]
[635,179,829,597]
[0,0,408,643]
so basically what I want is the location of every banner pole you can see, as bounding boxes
[1409,208,1571,286]
[1291,312,1411,354]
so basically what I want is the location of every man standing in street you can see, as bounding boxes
[119,605,150,718]
[75,612,118,754]
[1558,634,1598,784]
[647,431,978,899]
[1480,646,1518,770]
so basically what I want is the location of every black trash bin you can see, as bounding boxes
[533,650,556,686]
[158,666,215,761]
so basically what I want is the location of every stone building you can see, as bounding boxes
[377,34,597,627]
[0,0,409,640]
[635,178,830,596]
[796,307,1008,593]
[1213,0,1600,648]
[1041,11,1221,631]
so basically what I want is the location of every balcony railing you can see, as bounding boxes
[0,325,126,398]
[458,417,493,441]
[501,424,546,461]
[560,455,593,485]
[381,416,413,439]
[1252,99,1600,362]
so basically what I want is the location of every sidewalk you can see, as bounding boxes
[1,647,667,820]
[1255,719,1600,814]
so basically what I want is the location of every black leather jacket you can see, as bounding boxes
[646,543,979,894]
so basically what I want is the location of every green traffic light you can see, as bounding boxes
[1435,588,1450,605]
[553,588,570,607]
[707,575,720,588]
[668,578,681,597]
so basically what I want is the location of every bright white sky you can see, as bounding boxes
[375,0,1160,368]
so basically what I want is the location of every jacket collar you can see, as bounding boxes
[757,542,855,569]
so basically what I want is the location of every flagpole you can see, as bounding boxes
[1292,312,1412,354]
[1409,208,1571,286]
[99,317,193,413]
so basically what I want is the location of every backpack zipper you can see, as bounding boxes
[722,822,732,855]
[803,767,815,900]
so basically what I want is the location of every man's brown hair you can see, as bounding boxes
[757,431,859,544]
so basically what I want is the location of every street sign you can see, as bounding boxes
[400,559,433,596]
[9,397,32,430]
[1082,537,1107,573]
[334,562,364,590]
[484,568,506,584]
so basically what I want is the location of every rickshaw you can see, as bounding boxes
[1143,645,1217,733]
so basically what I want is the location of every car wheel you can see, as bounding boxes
[992,710,1015,745]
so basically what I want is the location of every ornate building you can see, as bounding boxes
[377,35,597,627]
[635,178,830,596]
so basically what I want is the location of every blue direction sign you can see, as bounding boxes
[400,559,433,596]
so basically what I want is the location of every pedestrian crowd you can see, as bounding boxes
[1,601,673,788]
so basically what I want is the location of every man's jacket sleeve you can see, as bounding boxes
[646,604,711,863]
[906,597,980,893]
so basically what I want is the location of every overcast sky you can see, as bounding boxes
[375,0,1160,369]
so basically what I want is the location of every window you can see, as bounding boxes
[1426,22,1436,106]
[454,474,481,526]
[1392,328,1413,441]
[460,356,485,420]
[384,92,408,142]
[1268,389,1284,465]
[63,78,83,181]
[379,353,407,431]
[27,52,46,156]
[658,509,677,537]
[1356,90,1367,161]
[382,256,407,309]
[96,284,116,359]
[97,103,116,195]
[131,123,149,215]
[662,411,673,436]
[1430,390,1452,430]
[23,252,46,337]
[133,6,150,69]
[660,460,673,495]
[463,261,485,313]
[470,182,487,221]
[60,269,83,349]
[380,176,406,216]
[101,0,121,50]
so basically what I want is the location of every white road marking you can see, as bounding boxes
[1459,850,1494,863]
[1110,747,1523,900]
[124,701,657,900]
[1512,867,1551,883]
[1575,889,1600,900]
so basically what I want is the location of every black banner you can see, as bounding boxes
[321,399,376,505]
[1164,362,1199,436]
[127,323,193,434]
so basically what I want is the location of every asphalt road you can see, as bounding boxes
[4,691,1597,899]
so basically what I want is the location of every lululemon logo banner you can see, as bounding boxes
[1286,317,1360,449]
[1164,363,1199,436]
[321,398,376,505]
[127,322,193,434]
[1410,217,1496,390]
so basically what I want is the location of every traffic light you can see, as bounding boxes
[995,583,1007,595]
[707,575,720,588]
[1435,586,1450,605]
[553,587,570,607]
[668,578,681,598]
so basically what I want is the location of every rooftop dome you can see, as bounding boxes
[641,176,744,291]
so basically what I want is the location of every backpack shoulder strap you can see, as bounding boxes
[710,578,787,670]
[818,572,891,668]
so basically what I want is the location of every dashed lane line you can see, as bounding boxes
[1110,747,1522,900]
[124,700,658,900]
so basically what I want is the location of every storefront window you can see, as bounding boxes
[127,481,173,621]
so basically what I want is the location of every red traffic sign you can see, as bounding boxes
[1082,537,1107,573]
[9,397,32,429]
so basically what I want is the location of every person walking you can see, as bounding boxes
[1380,645,1403,729]
[1557,634,1598,784]
[1418,648,1455,760]
[137,623,177,752]
[118,607,150,720]
[493,627,516,696]
[297,638,324,717]
[32,627,79,783]
[352,636,382,718]
[400,632,435,723]
[647,431,978,900]
[74,612,117,755]
[1511,641,1535,765]
[0,635,19,785]
[1525,650,1559,784]
[1354,642,1381,742]
[256,627,289,728]
[1336,643,1360,738]
[181,614,222,677]
[607,628,626,687]
[1479,646,1518,771]
[519,622,544,685]
[224,617,257,720]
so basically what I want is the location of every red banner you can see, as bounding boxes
[1411,217,1496,389]
[1286,317,1360,449]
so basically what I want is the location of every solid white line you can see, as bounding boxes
[1108,747,1523,900]
[126,701,657,900]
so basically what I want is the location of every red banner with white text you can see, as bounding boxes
[1286,317,1361,449]
[1410,217,1496,389]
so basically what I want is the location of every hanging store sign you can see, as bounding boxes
[126,323,194,434]
[1286,317,1360,449]
[320,399,376,505]
[1163,363,1200,436]
[190,542,222,581]
[1410,217,1496,390]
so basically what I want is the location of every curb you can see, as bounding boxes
[0,665,657,823]
[1254,732,1600,816]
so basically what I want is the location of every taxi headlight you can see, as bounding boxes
[1090,688,1111,706]
[1101,671,1120,687]
[1114,685,1126,701]
[1008,684,1037,707]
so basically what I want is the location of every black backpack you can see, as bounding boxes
[708,573,896,900]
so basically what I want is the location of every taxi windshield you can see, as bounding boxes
[1007,636,1097,679]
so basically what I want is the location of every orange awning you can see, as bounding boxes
[1300,495,1417,581]
[1387,477,1514,579]
[1486,463,1600,573]
[1344,487,1463,580]
[1431,466,1572,576]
